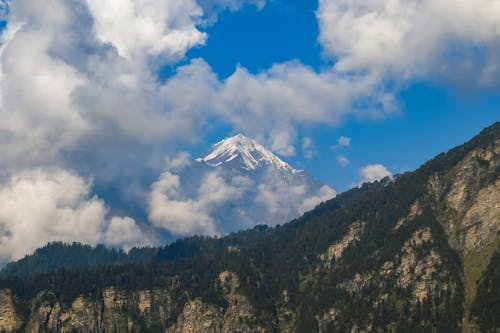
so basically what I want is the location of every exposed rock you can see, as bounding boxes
[395,229,445,302]
[429,143,500,255]
[100,287,129,333]
[227,245,241,254]
[137,290,152,314]
[338,272,374,294]
[317,307,340,332]
[394,200,423,231]
[18,288,176,332]
[0,289,19,332]
[166,299,223,333]
[276,290,296,333]
[462,179,500,252]
[167,271,267,333]
[320,221,365,268]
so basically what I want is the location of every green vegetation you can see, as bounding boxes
[470,242,500,331]
[463,235,500,330]
[0,242,158,279]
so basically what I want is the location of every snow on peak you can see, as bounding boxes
[197,134,299,172]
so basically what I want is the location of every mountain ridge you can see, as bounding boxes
[0,122,498,332]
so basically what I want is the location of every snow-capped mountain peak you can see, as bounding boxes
[196,134,299,172]
[151,133,337,236]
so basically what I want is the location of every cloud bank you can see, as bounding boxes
[318,0,500,86]
[149,161,336,236]
[0,169,149,263]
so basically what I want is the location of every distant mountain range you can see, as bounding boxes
[149,134,336,236]
[0,123,498,332]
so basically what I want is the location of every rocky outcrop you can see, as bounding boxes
[320,221,365,268]
[166,299,223,333]
[0,289,19,332]
[8,287,175,333]
[167,271,267,333]
[428,141,500,255]
[395,229,445,302]
[393,200,423,231]
[0,274,266,333]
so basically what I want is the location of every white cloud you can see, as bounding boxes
[270,130,297,157]
[166,152,193,172]
[0,169,148,263]
[211,62,396,155]
[149,160,337,236]
[0,1,230,191]
[317,0,500,86]
[105,216,149,249]
[337,156,350,167]
[148,170,241,235]
[338,136,351,147]
[360,164,392,184]
[254,175,336,219]
[85,0,207,61]
[299,185,337,212]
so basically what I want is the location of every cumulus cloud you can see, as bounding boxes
[213,62,396,155]
[0,169,149,263]
[149,159,337,236]
[86,0,207,61]
[337,156,350,167]
[360,164,392,184]
[317,0,500,87]
[254,176,336,219]
[299,185,337,212]
[105,216,149,249]
[149,170,242,235]
[159,59,395,159]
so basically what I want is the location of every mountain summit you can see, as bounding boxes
[149,134,336,236]
[196,134,298,172]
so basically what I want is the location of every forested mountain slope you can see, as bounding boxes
[0,242,158,279]
[0,122,498,333]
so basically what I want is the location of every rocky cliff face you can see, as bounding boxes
[166,271,267,333]
[14,287,173,333]
[428,139,499,254]
[0,289,20,332]
[0,272,267,333]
